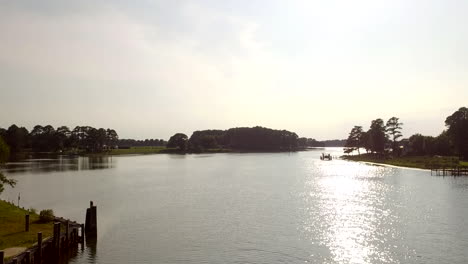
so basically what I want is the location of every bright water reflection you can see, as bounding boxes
[2,148,468,264]
[301,160,412,263]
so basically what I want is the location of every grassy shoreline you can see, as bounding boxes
[0,200,53,252]
[12,147,305,158]
[342,154,467,170]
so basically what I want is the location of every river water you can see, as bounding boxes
[2,148,468,264]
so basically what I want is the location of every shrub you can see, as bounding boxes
[29,207,37,214]
[39,209,55,223]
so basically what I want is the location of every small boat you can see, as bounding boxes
[320,153,332,160]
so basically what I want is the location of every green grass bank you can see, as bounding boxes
[0,200,53,251]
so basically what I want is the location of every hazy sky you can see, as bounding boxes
[1,0,467,140]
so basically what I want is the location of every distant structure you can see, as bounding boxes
[320,153,332,161]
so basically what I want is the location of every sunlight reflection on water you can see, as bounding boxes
[301,160,415,263]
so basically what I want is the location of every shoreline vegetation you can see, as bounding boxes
[0,125,346,160]
[342,107,468,170]
[0,200,53,253]
[342,154,468,170]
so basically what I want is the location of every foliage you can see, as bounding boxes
[29,207,37,214]
[167,133,188,150]
[225,127,298,151]
[118,138,167,148]
[0,201,53,250]
[386,117,403,155]
[321,139,347,147]
[344,126,363,154]
[186,127,300,152]
[344,106,468,163]
[368,119,387,153]
[0,136,15,194]
[39,209,55,223]
[445,107,468,160]
[297,137,325,148]
[345,119,390,155]
[0,124,120,154]
[1,125,29,153]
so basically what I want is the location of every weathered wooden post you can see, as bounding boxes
[54,222,61,253]
[25,214,30,232]
[25,251,31,264]
[65,220,70,247]
[0,250,4,264]
[11,258,17,264]
[85,201,97,236]
[81,224,85,243]
[37,232,42,264]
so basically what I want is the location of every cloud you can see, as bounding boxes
[0,0,467,139]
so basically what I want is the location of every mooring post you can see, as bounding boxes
[85,201,97,236]
[0,250,4,264]
[65,220,70,247]
[54,222,61,252]
[25,214,30,232]
[25,251,31,264]
[81,224,85,243]
[37,232,42,264]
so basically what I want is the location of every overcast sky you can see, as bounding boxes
[1,0,467,140]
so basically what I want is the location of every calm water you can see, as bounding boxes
[2,148,468,264]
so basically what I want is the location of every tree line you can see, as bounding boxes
[0,136,15,194]
[0,124,119,153]
[167,126,300,152]
[118,138,167,148]
[344,107,468,160]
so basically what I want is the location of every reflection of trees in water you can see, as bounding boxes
[4,155,115,174]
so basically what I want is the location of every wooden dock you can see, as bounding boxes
[1,201,97,264]
[431,167,468,176]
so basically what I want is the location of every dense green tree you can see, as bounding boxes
[4,125,30,153]
[224,126,298,151]
[368,119,387,154]
[106,129,119,149]
[56,126,71,149]
[118,138,166,148]
[445,107,468,159]
[408,134,426,155]
[31,125,60,151]
[432,131,452,156]
[0,136,15,194]
[344,126,363,154]
[188,130,225,151]
[167,133,188,150]
[386,117,403,155]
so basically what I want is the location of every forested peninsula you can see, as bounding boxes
[343,106,468,169]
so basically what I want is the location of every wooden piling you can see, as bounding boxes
[1,204,89,264]
[54,222,61,252]
[37,232,42,264]
[81,224,85,242]
[24,251,31,264]
[85,201,97,236]
[25,214,30,232]
[66,220,70,246]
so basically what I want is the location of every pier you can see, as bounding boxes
[1,201,97,264]
[431,167,468,176]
